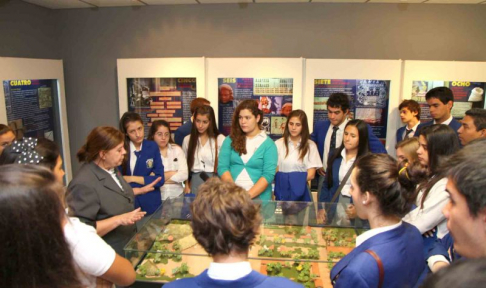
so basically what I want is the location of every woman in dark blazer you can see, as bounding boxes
[67,126,159,255]
[330,154,426,288]
[119,112,164,215]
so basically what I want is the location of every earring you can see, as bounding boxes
[362,201,366,205]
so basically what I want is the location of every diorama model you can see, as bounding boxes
[126,218,359,287]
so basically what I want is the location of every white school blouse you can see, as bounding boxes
[182,134,225,173]
[275,138,321,173]
[160,144,188,200]
[235,131,267,191]
[403,177,449,238]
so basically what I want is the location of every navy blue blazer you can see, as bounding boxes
[319,157,342,203]
[120,140,164,214]
[274,171,310,202]
[396,125,413,144]
[427,233,461,263]
[414,118,462,137]
[310,120,387,162]
[331,222,425,288]
[174,120,192,147]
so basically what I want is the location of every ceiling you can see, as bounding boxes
[21,0,486,9]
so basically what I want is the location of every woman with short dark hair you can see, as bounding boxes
[164,177,301,288]
[68,126,159,256]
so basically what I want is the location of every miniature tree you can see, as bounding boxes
[179,263,189,275]
[259,235,267,246]
[274,262,282,274]
[172,241,181,251]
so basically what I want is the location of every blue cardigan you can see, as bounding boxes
[310,120,387,162]
[218,136,278,201]
[163,270,302,288]
[331,222,425,288]
[119,140,164,214]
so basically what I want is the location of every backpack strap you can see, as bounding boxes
[365,249,384,288]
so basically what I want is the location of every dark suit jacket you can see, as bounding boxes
[174,120,192,146]
[310,120,387,162]
[396,126,407,143]
[67,162,136,255]
[120,140,164,214]
[319,157,342,203]
[414,118,462,137]
[331,222,425,288]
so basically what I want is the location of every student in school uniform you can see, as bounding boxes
[183,105,224,194]
[274,110,321,202]
[148,120,188,201]
[331,154,425,288]
[218,99,278,201]
[119,112,164,215]
[396,99,421,143]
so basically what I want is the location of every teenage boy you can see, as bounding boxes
[310,93,386,194]
[458,108,486,146]
[396,99,421,143]
[426,139,486,272]
[0,124,16,156]
[415,87,461,137]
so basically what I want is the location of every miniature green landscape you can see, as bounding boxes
[131,220,359,286]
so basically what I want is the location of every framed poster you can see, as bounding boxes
[0,57,71,181]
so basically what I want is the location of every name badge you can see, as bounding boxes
[146,158,154,169]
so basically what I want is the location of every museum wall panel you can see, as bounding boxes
[2,2,485,173]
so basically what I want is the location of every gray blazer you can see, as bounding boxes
[67,162,136,256]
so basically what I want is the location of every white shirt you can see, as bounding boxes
[235,130,267,191]
[402,122,420,139]
[356,221,402,247]
[64,217,116,288]
[275,138,322,173]
[323,119,348,171]
[129,141,142,175]
[434,115,453,126]
[207,261,252,281]
[182,134,225,173]
[403,177,449,238]
[338,149,356,197]
[160,144,188,200]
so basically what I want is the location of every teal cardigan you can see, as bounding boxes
[218,136,278,200]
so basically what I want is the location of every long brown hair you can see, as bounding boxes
[187,105,220,171]
[77,126,124,163]
[230,99,263,155]
[417,124,460,208]
[0,164,83,288]
[282,109,310,161]
[119,112,144,173]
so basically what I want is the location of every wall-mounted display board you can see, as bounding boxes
[0,57,71,182]
[126,77,197,136]
[304,59,402,152]
[313,79,390,141]
[217,77,293,139]
[403,61,486,125]
[117,58,206,135]
[206,58,304,140]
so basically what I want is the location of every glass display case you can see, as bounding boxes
[124,195,368,288]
